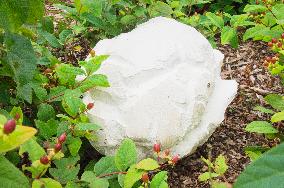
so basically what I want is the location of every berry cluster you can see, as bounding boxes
[40,132,67,165]
[264,33,284,68]
[153,143,180,165]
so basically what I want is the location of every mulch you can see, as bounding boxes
[168,40,284,188]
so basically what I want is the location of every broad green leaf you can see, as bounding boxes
[245,121,278,134]
[206,12,224,28]
[214,155,228,175]
[212,181,228,188]
[78,74,110,93]
[121,15,137,25]
[49,156,80,184]
[0,155,29,188]
[243,25,270,41]
[19,137,45,162]
[4,33,37,103]
[37,103,55,121]
[79,55,109,75]
[39,30,62,48]
[198,172,219,181]
[136,158,160,171]
[115,138,137,171]
[35,119,58,140]
[47,86,67,102]
[10,106,23,124]
[55,64,85,86]
[253,106,274,114]
[41,16,54,33]
[67,137,82,156]
[234,143,284,188]
[62,89,85,117]
[0,115,7,125]
[81,171,109,188]
[221,26,238,48]
[272,4,284,20]
[76,123,101,131]
[244,146,268,161]
[230,14,254,28]
[265,94,284,111]
[271,111,284,123]
[0,125,37,153]
[124,165,144,188]
[32,178,62,188]
[243,5,268,13]
[31,83,48,101]
[149,1,173,17]
[74,0,103,16]
[65,181,80,188]
[94,156,118,177]
[150,171,169,188]
[0,0,43,31]
[59,30,73,44]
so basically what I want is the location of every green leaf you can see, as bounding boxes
[47,86,67,102]
[81,171,109,188]
[115,138,137,171]
[265,94,284,111]
[67,137,82,156]
[62,89,85,117]
[19,137,45,162]
[244,146,267,161]
[55,64,85,86]
[0,0,44,31]
[59,30,73,44]
[124,165,144,188]
[243,25,270,41]
[37,103,55,121]
[49,156,80,184]
[149,1,173,17]
[39,30,62,48]
[121,15,137,25]
[230,14,254,28]
[271,111,284,123]
[198,172,219,182]
[221,26,238,48]
[32,178,62,188]
[75,123,101,131]
[94,156,118,177]
[78,74,110,93]
[35,119,58,140]
[0,155,30,188]
[253,106,274,114]
[214,155,228,175]
[234,143,284,188]
[206,12,224,28]
[243,5,268,13]
[10,106,23,124]
[150,171,169,188]
[136,158,160,171]
[272,4,284,20]
[0,125,37,153]
[4,33,37,103]
[41,16,54,33]
[212,181,228,188]
[31,83,48,101]
[79,55,109,75]
[245,121,278,134]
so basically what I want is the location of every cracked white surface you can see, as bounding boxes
[83,17,238,158]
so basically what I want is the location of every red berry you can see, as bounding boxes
[58,132,67,143]
[282,33,284,39]
[3,119,16,134]
[87,103,94,110]
[14,113,20,121]
[164,149,170,156]
[153,143,161,153]
[44,68,52,74]
[272,38,277,43]
[40,156,49,165]
[141,173,149,183]
[54,143,62,153]
[277,42,282,48]
[172,155,180,164]
[268,42,273,47]
[265,56,272,62]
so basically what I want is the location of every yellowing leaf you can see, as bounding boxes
[0,125,37,153]
[136,158,160,171]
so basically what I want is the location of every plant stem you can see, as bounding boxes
[97,171,127,178]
